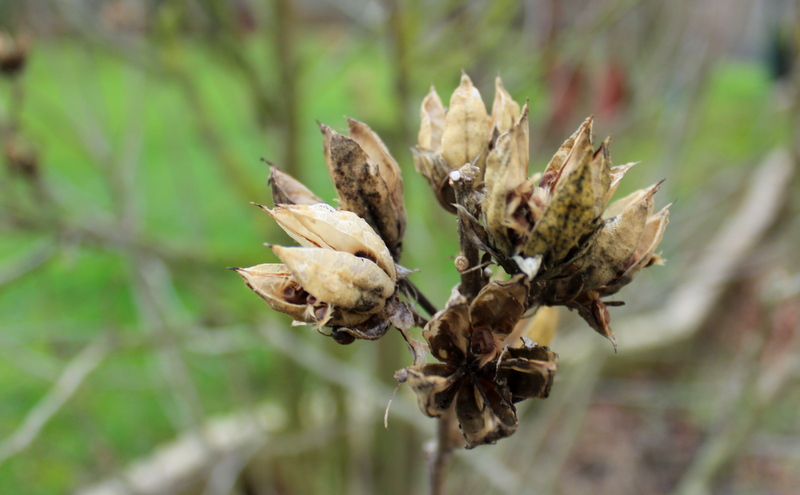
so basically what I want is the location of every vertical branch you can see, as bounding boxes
[428,162,485,495]
[272,0,299,175]
[386,0,412,147]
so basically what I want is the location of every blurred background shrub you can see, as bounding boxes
[0,0,798,494]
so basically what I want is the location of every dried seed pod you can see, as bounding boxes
[523,131,597,265]
[347,118,406,255]
[483,106,530,254]
[271,246,394,314]
[418,86,446,151]
[423,300,471,365]
[490,76,521,135]
[233,264,313,323]
[499,345,558,402]
[604,162,639,206]
[441,73,490,176]
[262,203,396,280]
[320,124,404,259]
[567,182,659,292]
[599,203,670,297]
[268,165,323,206]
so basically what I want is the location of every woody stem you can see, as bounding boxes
[450,164,484,299]
[430,405,457,495]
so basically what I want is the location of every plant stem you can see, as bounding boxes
[429,406,457,495]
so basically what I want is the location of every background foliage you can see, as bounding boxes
[1,1,799,494]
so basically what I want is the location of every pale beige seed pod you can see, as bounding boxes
[262,203,396,280]
[441,73,490,176]
[234,264,312,322]
[268,165,323,206]
[490,76,521,136]
[272,246,395,314]
[418,86,446,152]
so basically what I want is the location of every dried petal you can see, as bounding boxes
[272,246,394,313]
[264,203,396,280]
[456,376,517,449]
[441,73,490,175]
[499,345,558,402]
[423,300,471,365]
[268,165,323,206]
[418,86,446,151]
[405,364,465,417]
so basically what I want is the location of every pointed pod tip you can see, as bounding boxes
[227,266,241,272]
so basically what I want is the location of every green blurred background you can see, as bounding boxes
[1,1,799,494]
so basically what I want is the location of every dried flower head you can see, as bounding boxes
[403,277,557,448]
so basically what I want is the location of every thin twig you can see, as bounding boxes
[0,338,108,465]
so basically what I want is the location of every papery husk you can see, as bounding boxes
[490,76,521,136]
[541,116,593,189]
[483,106,530,254]
[441,73,490,177]
[599,203,670,297]
[268,166,323,206]
[262,203,396,280]
[418,86,446,151]
[271,246,394,314]
[234,264,311,322]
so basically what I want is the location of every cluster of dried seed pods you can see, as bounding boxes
[237,73,668,448]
